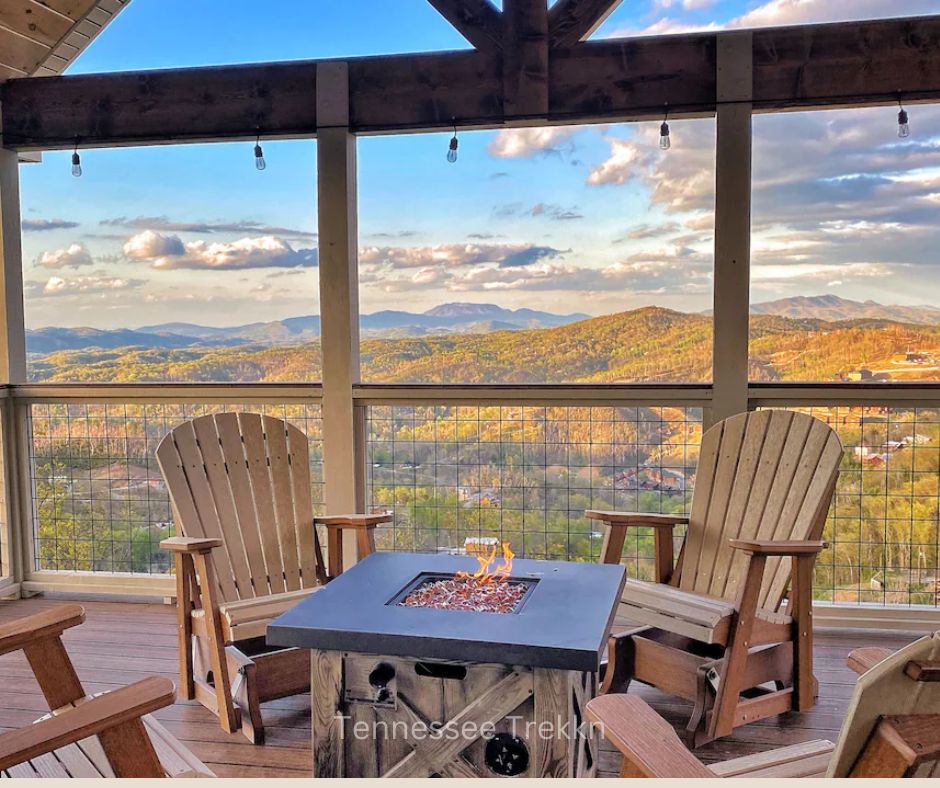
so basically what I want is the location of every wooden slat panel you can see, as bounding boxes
[213,413,271,597]
[0,29,47,73]
[714,410,794,600]
[191,415,254,600]
[0,2,73,48]
[166,421,239,602]
[238,413,287,595]
[37,0,97,21]
[678,419,722,590]
[263,415,302,592]
[286,423,318,587]
[705,411,773,599]
[754,417,835,609]
[155,435,225,601]
[685,414,747,594]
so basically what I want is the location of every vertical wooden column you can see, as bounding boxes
[710,32,753,426]
[0,146,25,593]
[317,62,364,568]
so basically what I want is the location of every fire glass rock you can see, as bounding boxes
[399,575,528,614]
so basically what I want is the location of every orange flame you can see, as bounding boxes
[457,542,514,584]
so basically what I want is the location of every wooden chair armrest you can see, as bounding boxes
[314,513,392,528]
[0,677,175,772]
[0,605,85,657]
[846,646,894,675]
[586,510,689,527]
[160,536,223,554]
[585,694,713,778]
[729,539,828,556]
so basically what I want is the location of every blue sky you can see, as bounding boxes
[17,0,940,329]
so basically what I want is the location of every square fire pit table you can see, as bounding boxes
[268,551,625,779]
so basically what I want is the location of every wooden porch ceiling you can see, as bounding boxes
[0,0,128,80]
[0,2,938,150]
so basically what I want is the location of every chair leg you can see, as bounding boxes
[227,647,265,745]
[174,554,195,701]
[192,554,240,734]
[707,554,766,741]
[790,555,817,711]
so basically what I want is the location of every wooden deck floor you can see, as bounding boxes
[0,596,915,778]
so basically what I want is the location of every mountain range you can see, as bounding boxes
[26,303,589,354]
[25,295,940,355]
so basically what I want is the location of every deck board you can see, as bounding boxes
[0,597,915,778]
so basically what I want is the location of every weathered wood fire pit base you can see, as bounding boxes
[312,649,597,778]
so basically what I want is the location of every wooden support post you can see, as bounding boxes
[0,146,25,591]
[502,0,549,120]
[710,32,752,426]
[317,62,364,569]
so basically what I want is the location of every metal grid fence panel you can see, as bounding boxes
[29,402,323,574]
[366,405,701,579]
[769,406,940,607]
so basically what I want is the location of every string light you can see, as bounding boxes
[254,133,266,170]
[71,140,82,177]
[447,120,458,163]
[897,96,910,138]
[659,105,671,150]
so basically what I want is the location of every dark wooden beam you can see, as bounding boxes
[502,0,549,118]
[425,0,504,51]
[548,0,623,48]
[1,14,939,149]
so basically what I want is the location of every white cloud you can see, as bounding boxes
[751,262,891,282]
[36,243,93,270]
[34,273,144,297]
[360,243,566,270]
[123,230,318,270]
[488,127,581,158]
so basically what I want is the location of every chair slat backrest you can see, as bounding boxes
[828,632,940,777]
[157,412,323,603]
[678,410,843,612]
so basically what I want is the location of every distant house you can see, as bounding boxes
[905,351,930,364]
[90,463,165,493]
[457,486,501,507]
[614,466,689,493]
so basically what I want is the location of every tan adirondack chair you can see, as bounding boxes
[586,630,940,778]
[0,604,213,778]
[588,409,843,745]
[157,412,389,743]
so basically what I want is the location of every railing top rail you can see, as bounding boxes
[10,382,323,403]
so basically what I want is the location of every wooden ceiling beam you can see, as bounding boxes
[1,14,939,150]
[425,0,504,51]
[502,0,549,118]
[548,0,623,48]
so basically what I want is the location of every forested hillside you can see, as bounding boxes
[27,307,940,383]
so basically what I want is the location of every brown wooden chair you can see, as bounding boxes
[0,604,213,778]
[588,409,843,745]
[586,630,940,778]
[157,412,389,743]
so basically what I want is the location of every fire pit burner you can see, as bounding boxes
[391,572,538,614]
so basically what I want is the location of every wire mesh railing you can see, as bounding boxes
[27,402,323,574]
[366,404,701,580]
[767,406,940,607]
[16,392,940,610]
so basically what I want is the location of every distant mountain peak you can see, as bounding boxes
[423,302,506,318]
[750,294,940,325]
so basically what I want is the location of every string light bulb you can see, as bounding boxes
[447,121,459,163]
[659,105,671,150]
[254,134,266,170]
[71,141,82,177]
[897,97,910,138]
